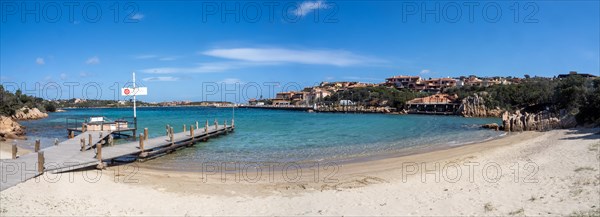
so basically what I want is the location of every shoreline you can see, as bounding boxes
[138,130,507,173]
[1,128,598,215]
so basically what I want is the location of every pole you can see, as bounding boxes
[133,72,137,119]
[133,72,138,140]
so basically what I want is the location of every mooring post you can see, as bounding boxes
[205,120,209,133]
[96,141,105,170]
[139,133,145,151]
[80,138,85,151]
[144,128,148,141]
[231,119,235,128]
[224,120,228,134]
[11,143,17,159]
[170,127,174,143]
[196,121,199,130]
[183,124,186,132]
[88,134,92,148]
[69,130,74,139]
[214,119,218,130]
[166,125,170,137]
[34,139,40,152]
[108,134,114,146]
[82,123,86,132]
[190,125,194,137]
[37,151,45,173]
[54,138,59,146]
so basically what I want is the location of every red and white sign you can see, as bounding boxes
[121,87,148,96]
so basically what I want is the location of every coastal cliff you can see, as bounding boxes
[0,116,26,140]
[500,110,577,132]
[0,107,48,140]
[12,107,48,120]
[458,93,503,117]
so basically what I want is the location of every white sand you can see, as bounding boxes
[1,129,598,216]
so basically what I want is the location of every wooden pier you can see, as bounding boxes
[0,119,234,191]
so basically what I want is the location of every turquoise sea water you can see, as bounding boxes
[19,107,503,170]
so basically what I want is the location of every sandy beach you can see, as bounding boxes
[1,128,598,216]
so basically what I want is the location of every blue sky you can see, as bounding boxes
[1,0,599,102]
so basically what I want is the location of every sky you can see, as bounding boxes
[1,0,599,102]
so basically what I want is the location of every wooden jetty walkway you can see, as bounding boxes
[0,119,234,191]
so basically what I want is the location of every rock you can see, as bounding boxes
[458,93,502,117]
[0,116,26,140]
[501,110,572,132]
[482,123,499,131]
[11,107,48,120]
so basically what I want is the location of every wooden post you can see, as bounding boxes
[190,125,194,137]
[34,139,40,152]
[11,144,17,159]
[69,130,74,139]
[108,134,114,146]
[139,133,145,151]
[170,127,174,142]
[97,141,103,160]
[224,120,228,134]
[96,141,105,169]
[88,134,92,148]
[144,128,148,140]
[205,120,209,133]
[214,119,218,130]
[37,151,44,173]
[54,138,59,146]
[183,124,186,132]
[196,121,199,130]
[80,138,85,151]
[166,125,170,137]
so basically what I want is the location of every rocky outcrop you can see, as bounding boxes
[11,107,48,120]
[458,93,502,117]
[500,110,576,132]
[482,123,500,131]
[0,116,26,140]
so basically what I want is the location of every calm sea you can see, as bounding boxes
[18,107,503,170]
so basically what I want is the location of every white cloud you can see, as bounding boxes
[202,48,380,67]
[36,57,45,65]
[219,78,244,84]
[134,54,158,59]
[85,56,100,65]
[131,13,144,20]
[420,69,430,74]
[143,76,179,82]
[79,72,92,77]
[159,56,179,61]
[140,61,271,74]
[134,54,179,61]
[293,0,329,17]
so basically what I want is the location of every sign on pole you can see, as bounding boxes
[121,87,148,96]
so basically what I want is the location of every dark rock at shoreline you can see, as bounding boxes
[482,123,499,131]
